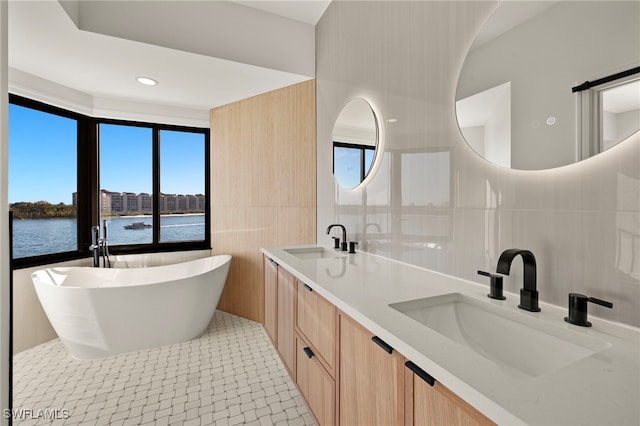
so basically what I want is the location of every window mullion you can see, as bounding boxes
[152,128,161,245]
[77,117,99,253]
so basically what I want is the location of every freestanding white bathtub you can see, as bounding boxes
[32,254,231,359]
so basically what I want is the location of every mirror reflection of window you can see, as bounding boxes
[400,150,452,241]
[333,143,375,190]
[332,98,378,189]
[401,151,451,208]
[600,79,640,151]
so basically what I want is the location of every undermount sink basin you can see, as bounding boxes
[389,293,611,377]
[284,247,346,260]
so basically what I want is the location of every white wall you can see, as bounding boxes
[316,1,640,327]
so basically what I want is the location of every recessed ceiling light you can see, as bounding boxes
[137,77,158,86]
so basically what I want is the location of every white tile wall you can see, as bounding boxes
[316,1,640,327]
[12,311,315,426]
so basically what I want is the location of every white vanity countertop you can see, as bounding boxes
[261,245,640,426]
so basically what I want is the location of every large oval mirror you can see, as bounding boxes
[332,98,379,189]
[456,1,640,170]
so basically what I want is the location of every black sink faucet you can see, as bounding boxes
[326,224,348,251]
[496,249,541,312]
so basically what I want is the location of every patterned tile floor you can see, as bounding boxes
[12,311,316,426]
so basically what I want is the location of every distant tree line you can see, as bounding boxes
[10,201,76,219]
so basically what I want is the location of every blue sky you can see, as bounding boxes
[334,146,375,189]
[9,104,205,204]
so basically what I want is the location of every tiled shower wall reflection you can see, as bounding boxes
[315,1,640,327]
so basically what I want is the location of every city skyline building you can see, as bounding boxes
[73,190,206,214]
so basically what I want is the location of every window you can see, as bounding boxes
[9,100,78,259]
[159,130,206,243]
[99,124,153,246]
[333,142,375,188]
[98,122,209,251]
[9,94,211,268]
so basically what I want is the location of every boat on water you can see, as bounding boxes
[124,222,152,230]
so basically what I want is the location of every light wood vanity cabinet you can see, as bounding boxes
[338,313,405,426]
[276,265,296,377]
[263,255,296,377]
[405,363,495,426]
[295,281,337,426]
[263,255,494,426]
[296,337,336,426]
[296,281,336,373]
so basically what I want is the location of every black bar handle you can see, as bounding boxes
[405,361,435,387]
[268,257,279,267]
[589,297,613,309]
[371,336,394,354]
[303,347,314,359]
[303,283,313,292]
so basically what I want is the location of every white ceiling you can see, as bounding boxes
[8,0,330,125]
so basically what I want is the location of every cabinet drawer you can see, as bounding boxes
[296,280,336,372]
[406,362,495,426]
[339,313,405,426]
[296,337,335,426]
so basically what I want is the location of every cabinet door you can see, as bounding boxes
[277,266,296,377]
[406,363,495,426]
[339,313,404,426]
[296,281,336,373]
[296,337,335,426]
[263,256,278,344]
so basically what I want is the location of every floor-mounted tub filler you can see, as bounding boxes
[31,254,231,359]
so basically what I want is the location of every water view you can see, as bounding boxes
[12,214,205,259]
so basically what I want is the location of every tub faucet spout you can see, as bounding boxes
[90,223,110,268]
[496,248,540,312]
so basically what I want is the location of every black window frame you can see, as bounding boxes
[9,94,211,269]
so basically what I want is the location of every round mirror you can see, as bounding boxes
[456,1,640,170]
[332,98,379,189]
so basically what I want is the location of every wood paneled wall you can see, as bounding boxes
[210,80,316,323]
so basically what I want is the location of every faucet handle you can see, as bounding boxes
[348,241,358,254]
[332,237,341,249]
[478,270,506,300]
[564,293,613,327]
